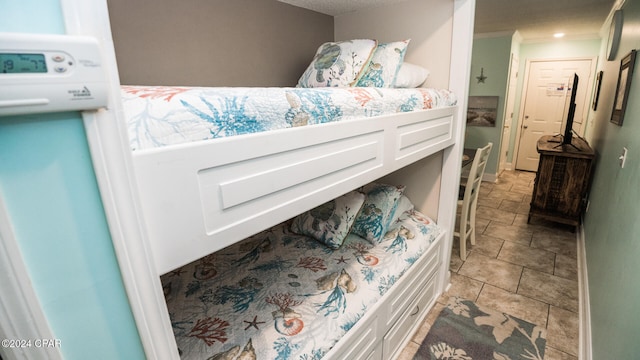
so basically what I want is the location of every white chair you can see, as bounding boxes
[455,142,492,260]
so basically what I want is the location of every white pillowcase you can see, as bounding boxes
[394,62,430,88]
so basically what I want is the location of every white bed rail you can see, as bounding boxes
[133,106,456,274]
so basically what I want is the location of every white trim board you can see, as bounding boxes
[0,197,62,360]
[61,0,178,358]
[578,222,592,360]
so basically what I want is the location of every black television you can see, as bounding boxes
[562,73,579,145]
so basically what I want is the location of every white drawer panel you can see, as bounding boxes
[329,314,380,360]
[385,241,440,328]
[383,273,438,360]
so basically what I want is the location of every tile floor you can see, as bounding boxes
[399,170,579,359]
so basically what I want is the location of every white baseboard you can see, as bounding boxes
[483,172,497,183]
[577,223,592,360]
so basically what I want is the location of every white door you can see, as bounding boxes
[499,54,518,173]
[515,59,594,171]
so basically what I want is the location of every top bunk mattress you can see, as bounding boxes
[121,86,457,151]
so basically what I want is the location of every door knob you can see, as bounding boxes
[523,125,528,129]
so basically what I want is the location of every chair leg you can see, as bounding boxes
[460,235,467,261]
[469,199,478,245]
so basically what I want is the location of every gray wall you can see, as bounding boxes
[107,0,333,86]
[467,35,512,178]
[334,0,453,89]
[584,0,640,358]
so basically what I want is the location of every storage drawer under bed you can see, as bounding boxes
[384,238,441,328]
[383,271,438,359]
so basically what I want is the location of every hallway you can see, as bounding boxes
[400,170,580,359]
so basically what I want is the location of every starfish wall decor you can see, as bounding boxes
[476,67,487,83]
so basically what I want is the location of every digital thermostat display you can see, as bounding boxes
[1,53,47,73]
[0,32,108,116]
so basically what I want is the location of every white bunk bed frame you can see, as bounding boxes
[61,0,476,358]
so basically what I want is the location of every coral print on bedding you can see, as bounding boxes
[121,86,457,151]
[161,203,440,360]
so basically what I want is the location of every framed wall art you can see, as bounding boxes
[467,96,498,127]
[592,70,603,111]
[611,50,637,126]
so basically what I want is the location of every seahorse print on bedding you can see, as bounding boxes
[160,207,441,360]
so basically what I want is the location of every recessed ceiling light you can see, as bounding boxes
[554,33,565,38]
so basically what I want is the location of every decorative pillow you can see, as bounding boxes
[290,191,366,249]
[352,183,406,244]
[297,39,377,88]
[394,62,430,88]
[382,208,440,248]
[356,39,410,88]
[386,195,415,229]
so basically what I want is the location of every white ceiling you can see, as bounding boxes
[475,0,616,41]
[278,0,411,17]
[278,0,617,41]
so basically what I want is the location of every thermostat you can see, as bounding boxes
[0,32,108,116]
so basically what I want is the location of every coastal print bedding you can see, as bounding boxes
[160,208,440,360]
[121,86,457,151]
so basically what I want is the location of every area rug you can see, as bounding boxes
[414,297,546,360]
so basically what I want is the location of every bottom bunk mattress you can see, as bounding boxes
[160,206,441,359]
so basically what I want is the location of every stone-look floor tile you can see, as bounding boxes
[475,217,490,235]
[476,206,516,225]
[500,170,520,179]
[485,189,525,203]
[476,284,549,327]
[544,346,578,360]
[478,196,503,209]
[511,174,533,184]
[483,222,533,245]
[512,213,531,227]
[499,199,521,212]
[411,301,445,344]
[498,241,555,274]
[397,340,420,360]
[470,234,504,258]
[518,268,578,312]
[555,254,578,281]
[517,171,537,180]
[516,201,531,214]
[435,292,449,306]
[479,185,493,197]
[531,230,577,259]
[492,181,513,192]
[546,306,579,357]
[449,252,464,272]
[511,183,533,195]
[458,252,522,292]
[400,170,578,358]
[442,273,484,303]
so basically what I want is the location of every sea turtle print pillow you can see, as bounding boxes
[297,39,377,88]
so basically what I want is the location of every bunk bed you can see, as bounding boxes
[69,0,476,359]
[124,84,457,359]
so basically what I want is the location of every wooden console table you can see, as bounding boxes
[528,135,595,227]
